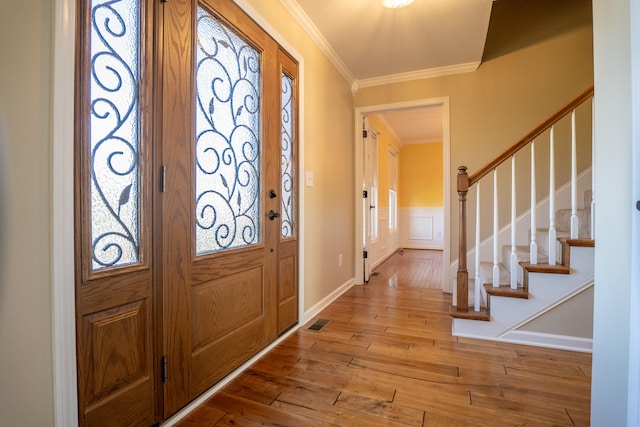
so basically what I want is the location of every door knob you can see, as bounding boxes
[268,210,280,220]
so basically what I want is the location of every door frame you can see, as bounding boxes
[628,0,640,422]
[354,98,451,290]
[51,0,306,424]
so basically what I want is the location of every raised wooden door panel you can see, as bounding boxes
[189,249,271,396]
[78,299,154,426]
[74,0,156,425]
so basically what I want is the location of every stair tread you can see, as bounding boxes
[520,262,571,274]
[449,305,490,321]
[559,237,595,247]
[483,283,528,299]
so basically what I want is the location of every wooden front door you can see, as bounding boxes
[75,0,298,423]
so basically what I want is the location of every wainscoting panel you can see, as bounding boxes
[399,207,444,250]
[409,215,433,240]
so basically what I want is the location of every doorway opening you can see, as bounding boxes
[354,98,451,292]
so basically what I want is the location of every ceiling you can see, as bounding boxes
[282,0,496,145]
[280,0,592,146]
[287,0,494,84]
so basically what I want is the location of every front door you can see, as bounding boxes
[75,0,299,423]
[161,0,299,413]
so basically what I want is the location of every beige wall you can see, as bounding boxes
[354,24,594,262]
[0,0,54,425]
[518,286,594,338]
[243,0,356,310]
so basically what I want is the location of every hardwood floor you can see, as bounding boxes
[176,249,591,426]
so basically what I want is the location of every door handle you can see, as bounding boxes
[268,210,280,220]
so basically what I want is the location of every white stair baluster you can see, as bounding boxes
[475,182,481,312]
[530,140,538,264]
[493,168,500,287]
[549,126,557,265]
[591,97,595,239]
[510,155,518,289]
[570,109,579,239]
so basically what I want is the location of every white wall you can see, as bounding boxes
[592,0,634,425]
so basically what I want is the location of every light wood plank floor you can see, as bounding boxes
[177,249,591,426]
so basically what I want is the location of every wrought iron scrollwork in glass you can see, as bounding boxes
[281,74,295,239]
[195,6,261,255]
[90,0,140,270]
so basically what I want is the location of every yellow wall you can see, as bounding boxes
[399,143,443,207]
[367,115,402,209]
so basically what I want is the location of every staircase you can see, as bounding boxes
[450,86,595,352]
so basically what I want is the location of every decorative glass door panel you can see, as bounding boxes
[195,6,261,255]
[90,0,141,269]
[280,73,295,239]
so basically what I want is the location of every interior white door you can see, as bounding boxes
[362,117,378,282]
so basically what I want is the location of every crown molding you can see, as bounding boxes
[358,61,480,89]
[280,0,355,85]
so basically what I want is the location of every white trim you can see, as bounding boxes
[629,0,640,422]
[498,330,592,353]
[278,0,354,84]
[52,0,78,425]
[357,62,480,89]
[354,98,451,290]
[302,278,355,321]
[453,330,593,353]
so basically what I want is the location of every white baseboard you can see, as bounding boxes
[303,278,355,323]
[401,244,445,251]
[499,330,593,353]
[454,330,592,353]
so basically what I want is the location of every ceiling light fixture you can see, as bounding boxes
[380,0,414,9]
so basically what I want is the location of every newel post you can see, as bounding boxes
[457,166,469,311]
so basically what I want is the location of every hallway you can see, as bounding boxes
[175,249,591,426]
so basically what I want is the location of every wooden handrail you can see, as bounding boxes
[452,85,594,314]
[468,85,594,186]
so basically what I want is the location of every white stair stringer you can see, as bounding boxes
[452,245,594,352]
